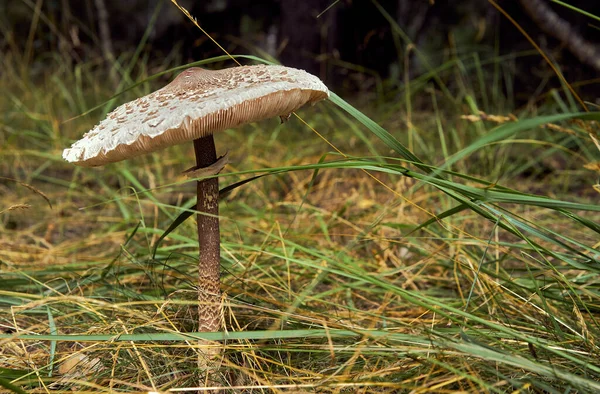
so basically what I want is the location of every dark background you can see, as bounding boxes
[2,0,599,100]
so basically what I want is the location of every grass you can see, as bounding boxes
[1,3,600,393]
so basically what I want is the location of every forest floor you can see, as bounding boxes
[1,28,600,393]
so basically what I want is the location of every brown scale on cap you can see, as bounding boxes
[64,64,328,167]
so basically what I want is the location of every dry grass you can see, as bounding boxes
[1,6,600,393]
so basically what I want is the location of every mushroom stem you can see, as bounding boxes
[193,135,222,333]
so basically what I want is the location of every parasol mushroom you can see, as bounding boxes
[63,64,329,333]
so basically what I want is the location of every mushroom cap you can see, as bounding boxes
[63,64,329,167]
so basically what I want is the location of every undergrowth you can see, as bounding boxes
[1,2,600,393]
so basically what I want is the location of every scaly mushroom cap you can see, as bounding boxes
[63,64,329,167]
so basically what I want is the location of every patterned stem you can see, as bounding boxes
[193,135,222,332]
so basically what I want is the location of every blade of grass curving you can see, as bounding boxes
[401,203,469,235]
[151,173,275,258]
[0,378,27,394]
[333,156,594,207]
[466,199,597,270]
[351,159,600,212]
[549,1,600,23]
[393,173,599,271]
[485,204,599,266]
[437,112,600,173]
[329,92,431,174]
[396,158,600,251]
[413,170,600,211]
[445,340,600,392]
[328,105,383,159]
[559,209,600,235]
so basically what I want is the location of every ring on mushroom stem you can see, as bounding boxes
[63,64,329,335]
[183,152,229,179]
